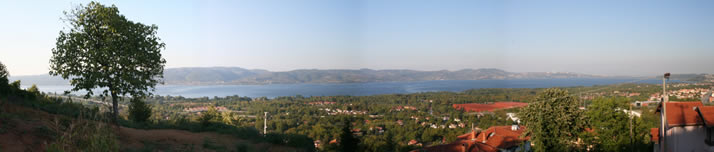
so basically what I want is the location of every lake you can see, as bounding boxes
[22,78,672,98]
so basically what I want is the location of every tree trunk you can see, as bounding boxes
[111,89,119,124]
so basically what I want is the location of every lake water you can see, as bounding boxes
[25,78,670,98]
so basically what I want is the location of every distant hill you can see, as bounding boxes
[659,73,714,82]
[10,67,615,85]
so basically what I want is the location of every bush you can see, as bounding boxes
[47,112,119,151]
[198,106,219,127]
[9,80,20,91]
[27,84,39,95]
[128,97,152,123]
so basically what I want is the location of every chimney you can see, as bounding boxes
[470,130,476,141]
[512,124,519,131]
[482,132,487,143]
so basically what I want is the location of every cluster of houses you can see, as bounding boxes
[392,106,418,111]
[306,101,336,105]
[649,88,713,101]
[183,106,229,113]
[319,108,367,115]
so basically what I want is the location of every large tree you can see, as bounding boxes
[50,2,166,122]
[518,88,588,151]
[0,61,8,94]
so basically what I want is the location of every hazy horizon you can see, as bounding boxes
[2,0,714,76]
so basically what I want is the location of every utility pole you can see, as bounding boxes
[661,73,670,151]
[264,112,268,135]
[629,103,633,152]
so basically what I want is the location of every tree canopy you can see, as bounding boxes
[49,1,165,122]
[518,88,588,151]
[0,61,8,92]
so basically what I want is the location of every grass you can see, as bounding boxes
[202,138,227,151]
[33,125,56,140]
[1,89,311,152]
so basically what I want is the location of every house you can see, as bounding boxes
[414,125,530,152]
[352,128,363,136]
[652,101,714,152]
[631,101,659,107]
[408,139,422,146]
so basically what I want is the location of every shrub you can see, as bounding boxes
[128,97,152,123]
[9,80,20,90]
[47,112,119,151]
[198,106,219,127]
[27,84,39,95]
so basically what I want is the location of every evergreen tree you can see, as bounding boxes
[128,97,152,123]
[339,120,359,152]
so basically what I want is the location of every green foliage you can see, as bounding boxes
[585,97,630,151]
[339,121,359,152]
[46,112,119,151]
[0,61,7,81]
[199,106,219,126]
[585,97,653,151]
[0,61,8,95]
[221,112,243,126]
[265,133,316,151]
[27,84,39,95]
[9,80,21,90]
[50,1,166,122]
[202,138,227,151]
[129,97,152,123]
[518,88,588,152]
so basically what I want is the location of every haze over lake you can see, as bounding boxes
[26,78,673,98]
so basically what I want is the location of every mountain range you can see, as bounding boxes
[10,67,622,85]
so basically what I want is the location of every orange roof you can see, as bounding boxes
[650,128,659,144]
[455,125,529,149]
[416,140,498,152]
[453,102,528,112]
[696,106,714,127]
[656,102,714,127]
[420,126,529,152]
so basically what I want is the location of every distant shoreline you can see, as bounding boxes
[23,78,681,98]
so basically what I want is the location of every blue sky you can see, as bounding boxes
[1,0,713,76]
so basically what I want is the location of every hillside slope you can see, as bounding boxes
[0,100,297,152]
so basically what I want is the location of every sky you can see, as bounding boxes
[1,0,713,76]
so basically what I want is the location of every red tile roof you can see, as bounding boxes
[416,140,498,152]
[650,128,659,144]
[696,106,714,127]
[426,125,528,152]
[655,102,714,127]
[453,102,528,112]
